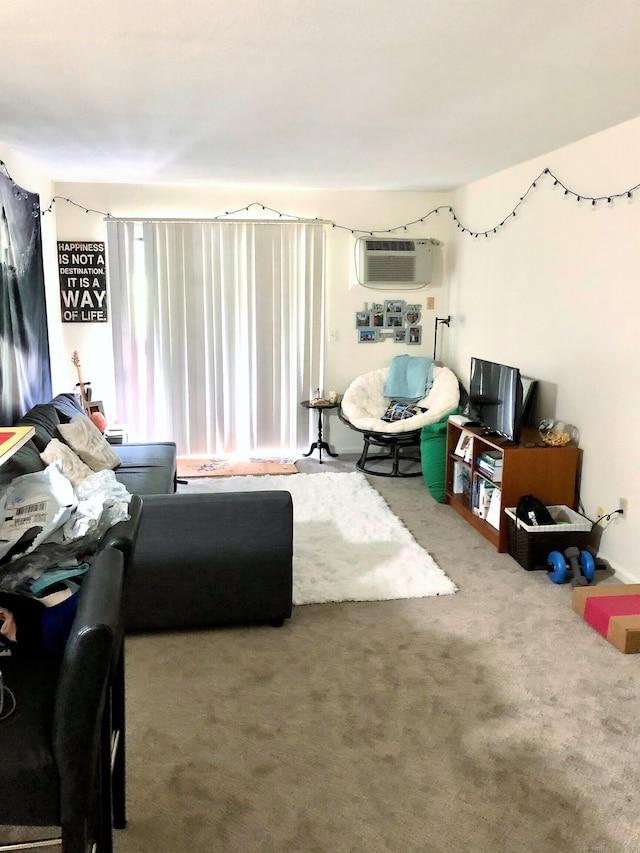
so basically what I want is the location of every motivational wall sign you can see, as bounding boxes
[58,241,108,322]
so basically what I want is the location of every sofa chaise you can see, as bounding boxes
[1,393,293,633]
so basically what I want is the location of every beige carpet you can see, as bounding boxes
[176,456,297,478]
[113,459,638,853]
[4,456,638,853]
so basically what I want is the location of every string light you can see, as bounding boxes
[0,161,41,217]
[40,195,113,217]
[1,160,638,237]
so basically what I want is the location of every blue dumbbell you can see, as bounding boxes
[547,547,595,585]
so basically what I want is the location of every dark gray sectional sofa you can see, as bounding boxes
[0,392,178,496]
[0,395,294,851]
[1,393,293,633]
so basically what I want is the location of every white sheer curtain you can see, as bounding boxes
[106,220,324,456]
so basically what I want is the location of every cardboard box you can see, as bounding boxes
[572,584,640,654]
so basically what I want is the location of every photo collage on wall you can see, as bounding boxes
[355,300,422,344]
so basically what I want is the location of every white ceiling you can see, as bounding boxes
[2,0,639,190]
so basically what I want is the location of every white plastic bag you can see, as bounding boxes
[60,469,131,542]
[0,463,132,592]
[0,464,75,564]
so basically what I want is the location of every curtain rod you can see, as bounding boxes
[104,217,331,225]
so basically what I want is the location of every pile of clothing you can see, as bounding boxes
[0,463,131,657]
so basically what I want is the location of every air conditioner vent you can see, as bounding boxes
[365,240,415,252]
[367,256,416,282]
[355,236,434,289]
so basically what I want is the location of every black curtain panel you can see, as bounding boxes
[0,172,52,424]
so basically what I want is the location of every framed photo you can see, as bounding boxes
[372,306,385,327]
[358,329,378,343]
[87,400,104,415]
[384,299,405,314]
[394,328,407,343]
[355,310,372,328]
[405,308,421,325]
[407,326,422,345]
[455,431,473,461]
[385,313,403,327]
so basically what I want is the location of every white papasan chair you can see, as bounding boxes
[339,364,460,477]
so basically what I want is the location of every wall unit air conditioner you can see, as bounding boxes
[355,237,434,289]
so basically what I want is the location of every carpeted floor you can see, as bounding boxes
[4,454,638,852]
[114,455,638,853]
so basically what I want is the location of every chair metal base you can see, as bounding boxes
[355,429,422,478]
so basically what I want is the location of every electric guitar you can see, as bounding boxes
[71,351,92,416]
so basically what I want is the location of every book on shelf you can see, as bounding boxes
[485,486,502,529]
[452,462,472,498]
[472,476,497,519]
[476,449,503,481]
[476,459,503,483]
[453,460,465,494]
[456,464,471,499]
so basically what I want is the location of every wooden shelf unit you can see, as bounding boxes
[445,421,580,552]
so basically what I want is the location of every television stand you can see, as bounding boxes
[445,421,580,553]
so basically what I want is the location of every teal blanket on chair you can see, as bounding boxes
[384,355,435,404]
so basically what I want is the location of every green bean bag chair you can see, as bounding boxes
[420,408,460,502]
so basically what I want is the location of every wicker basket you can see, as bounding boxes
[505,505,593,571]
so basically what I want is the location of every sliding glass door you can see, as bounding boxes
[107,220,324,456]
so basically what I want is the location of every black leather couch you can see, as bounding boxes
[1,394,294,633]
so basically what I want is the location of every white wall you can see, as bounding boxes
[444,116,640,582]
[5,115,638,581]
[50,185,452,451]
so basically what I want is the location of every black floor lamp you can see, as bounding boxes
[433,315,451,360]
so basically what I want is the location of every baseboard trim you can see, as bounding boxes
[608,566,640,585]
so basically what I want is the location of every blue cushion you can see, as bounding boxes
[50,393,85,423]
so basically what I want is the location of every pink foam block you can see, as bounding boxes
[584,595,640,638]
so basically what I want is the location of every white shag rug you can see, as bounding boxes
[180,471,457,605]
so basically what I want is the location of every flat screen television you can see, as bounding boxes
[468,357,524,445]
[519,375,538,428]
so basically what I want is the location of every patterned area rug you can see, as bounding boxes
[177,456,297,478]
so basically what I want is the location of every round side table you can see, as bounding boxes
[300,400,340,463]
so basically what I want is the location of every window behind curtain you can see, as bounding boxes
[106,220,324,456]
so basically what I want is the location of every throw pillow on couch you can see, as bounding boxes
[40,438,94,486]
[57,415,121,472]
